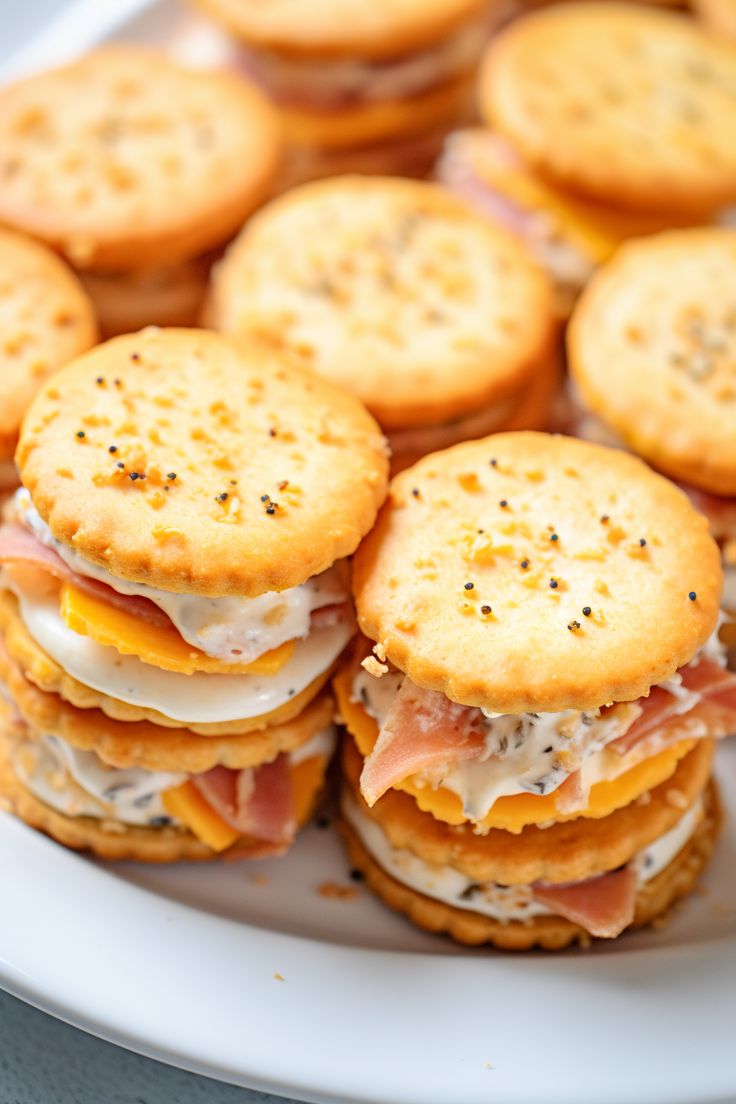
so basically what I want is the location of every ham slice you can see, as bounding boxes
[360,680,487,807]
[611,660,736,756]
[0,523,172,628]
[549,768,586,814]
[193,755,296,845]
[533,867,637,938]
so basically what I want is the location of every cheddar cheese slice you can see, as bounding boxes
[60,582,295,675]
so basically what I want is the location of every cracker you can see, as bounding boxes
[480,4,736,215]
[17,328,388,596]
[569,228,736,496]
[0,47,283,271]
[209,176,554,431]
[354,432,721,713]
[196,0,491,59]
[0,637,334,771]
[337,779,720,948]
[0,228,97,460]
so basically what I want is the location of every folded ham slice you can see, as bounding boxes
[0,522,172,627]
[193,754,296,846]
[533,867,637,938]
[611,660,736,757]
[360,680,486,807]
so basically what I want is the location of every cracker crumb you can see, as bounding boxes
[361,655,388,677]
[273,972,285,982]
[666,788,689,810]
[373,642,387,662]
[317,881,360,901]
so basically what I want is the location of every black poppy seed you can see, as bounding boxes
[266,504,277,515]
[689,591,697,601]
[108,445,117,453]
[582,606,592,617]
[95,376,105,386]
[568,620,581,631]
[76,430,85,438]
[499,499,508,508]
[130,353,140,362]
[481,604,492,615]
[138,473,146,481]
[261,494,270,502]
[167,472,177,481]
[549,579,558,589]
[116,461,125,469]
[216,492,228,502]
[639,538,647,547]
[520,559,529,569]
[269,428,277,437]
[129,472,139,481]
[543,746,553,754]
[464,582,474,591]
[411,488,420,498]
[490,458,497,467]
[550,533,559,542]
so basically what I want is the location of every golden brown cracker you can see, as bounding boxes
[354,432,721,713]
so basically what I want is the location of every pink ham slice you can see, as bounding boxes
[610,660,736,756]
[360,680,487,807]
[533,867,638,938]
[193,754,296,846]
[0,522,172,627]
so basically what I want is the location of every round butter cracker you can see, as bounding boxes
[354,432,722,713]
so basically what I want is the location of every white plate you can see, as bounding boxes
[2,4,736,1101]
[0,743,735,1104]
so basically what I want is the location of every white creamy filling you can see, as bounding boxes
[14,489,347,664]
[233,16,490,108]
[352,624,725,820]
[343,793,704,924]
[3,568,352,724]
[15,726,336,829]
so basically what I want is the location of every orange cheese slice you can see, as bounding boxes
[162,782,240,851]
[59,582,295,676]
[333,667,694,832]
[475,159,696,266]
[162,754,327,851]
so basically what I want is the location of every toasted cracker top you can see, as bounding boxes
[0,47,283,271]
[569,228,736,495]
[480,3,736,215]
[0,228,97,460]
[210,175,555,430]
[354,432,722,713]
[17,328,388,596]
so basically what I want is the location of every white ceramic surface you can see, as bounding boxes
[2,5,736,1102]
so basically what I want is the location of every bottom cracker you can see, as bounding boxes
[337,779,721,950]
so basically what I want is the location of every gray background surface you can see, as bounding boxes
[0,2,303,1101]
